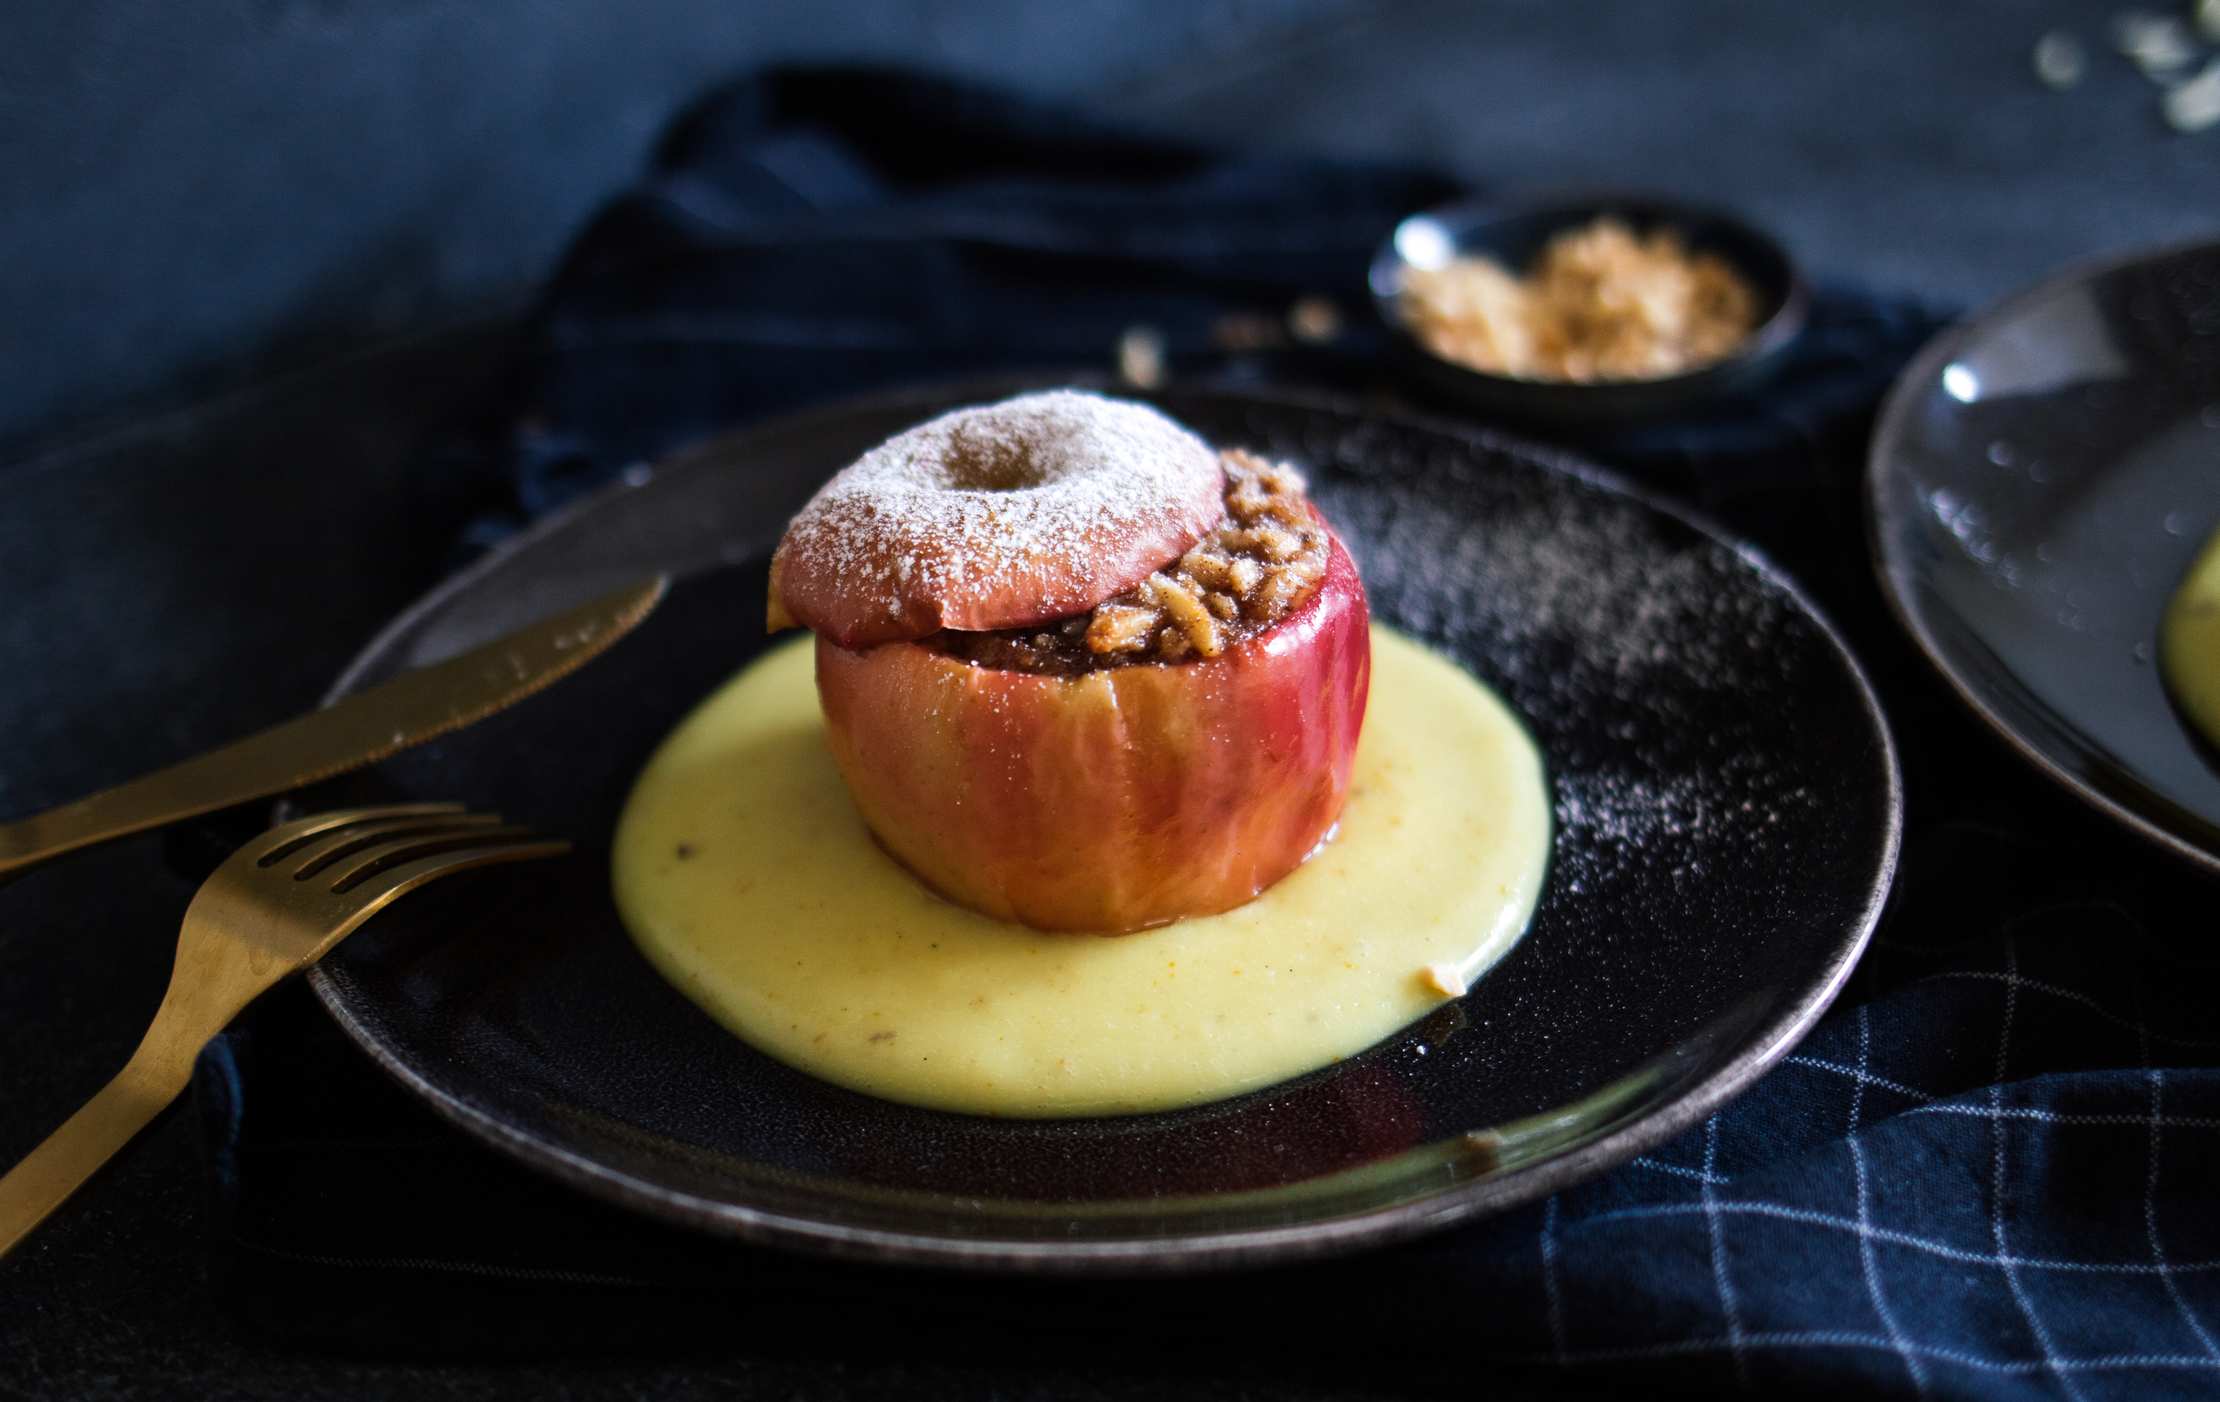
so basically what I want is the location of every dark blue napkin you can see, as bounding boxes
[202,68,2220,1400]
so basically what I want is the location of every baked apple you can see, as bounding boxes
[770,391,1371,933]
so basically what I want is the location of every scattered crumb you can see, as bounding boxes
[1459,1130,1503,1172]
[2034,30,2087,88]
[2115,10,2198,75]
[1117,326,1166,389]
[2165,57,2220,129]
[1287,297,1343,344]
[2028,11,2220,130]
[1211,311,1283,350]
[1421,963,1469,997]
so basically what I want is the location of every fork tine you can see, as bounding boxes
[246,803,467,867]
[283,812,505,878]
[334,838,571,921]
[321,826,549,893]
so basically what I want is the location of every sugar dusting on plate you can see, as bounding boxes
[1315,445,1835,916]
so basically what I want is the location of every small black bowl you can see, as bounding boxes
[1369,192,1809,424]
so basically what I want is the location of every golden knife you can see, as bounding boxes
[0,577,666,882]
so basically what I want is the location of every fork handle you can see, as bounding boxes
[0,1044,195,1259]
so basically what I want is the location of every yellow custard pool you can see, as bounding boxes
[611,628,1551,1118]
[2163,523,2220,750]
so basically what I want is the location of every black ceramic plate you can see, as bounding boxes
[307,382,1898,1272]
[1871,240,2220,875]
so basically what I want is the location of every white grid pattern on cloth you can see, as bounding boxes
[1515,1335,2220,1377]
[1986,942,2083,1401]
[1908,1106,2220,1129]
[1633,1155,1730,1186]
[2146,1061,2220,1362]
[1555,1199,2220,1274]
[1702,1114,1750,1387]
[1853,1005,1928,1394]
[1789,1053,1936,1102]
[1512,932,2220,1397]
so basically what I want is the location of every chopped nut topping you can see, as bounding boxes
[1150,572,1221,657]
[924,449,1331,674]
[1085,604,1158,655]
[1397,216,1759,383]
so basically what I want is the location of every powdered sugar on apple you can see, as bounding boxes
[773,390,1229,644]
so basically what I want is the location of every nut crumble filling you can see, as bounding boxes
[923,450,1329,674]
[1397,216,1759,383]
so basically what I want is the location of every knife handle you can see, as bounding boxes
[0,576,665,885]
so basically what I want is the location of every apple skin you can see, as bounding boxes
[814,528,1371,933]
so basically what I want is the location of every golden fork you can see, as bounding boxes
[0,803,567,1260]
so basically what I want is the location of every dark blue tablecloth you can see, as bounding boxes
[204,68,2220,1400]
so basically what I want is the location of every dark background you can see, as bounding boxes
[3,3,2218,1399]
[7,0,2218,447]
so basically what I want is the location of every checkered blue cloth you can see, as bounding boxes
[205,69,2220,1399]
[1434,802,2220,1398]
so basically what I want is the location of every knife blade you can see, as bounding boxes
[0,576,667,881]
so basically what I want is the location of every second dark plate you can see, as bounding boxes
[305,383,1898,1271]
[1871,238,2220,875]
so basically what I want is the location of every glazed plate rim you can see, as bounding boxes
[308,378,1901,1273]
[1867,235,2220,878]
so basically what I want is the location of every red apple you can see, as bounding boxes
[814,526,1370,933]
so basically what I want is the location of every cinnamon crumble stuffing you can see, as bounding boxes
[925,450,1330,674]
